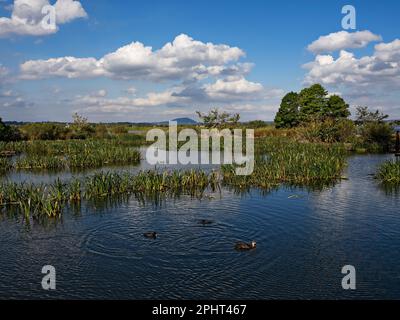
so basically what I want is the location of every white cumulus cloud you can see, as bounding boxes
[304,38,400,87]
[0,0,87,38]
[19,34,246,81]
[307,30,382,53]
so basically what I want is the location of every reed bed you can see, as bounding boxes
[0,137,146,155]
[376,160,400,184]
[0,136,350,219]
[0,170,220,218]
[0,158,12,174]
[1,139,141,171]
[222,137,347,189]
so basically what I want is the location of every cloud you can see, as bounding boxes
[307,30,382,53]
[20,34,246,81]
[304,36,400,118]
[204,77,263,100]
[0,89,14,97]
[53,0,86,24]
[1,96,33,108]
[20,57,104,79]
[304,39,400,88]
[73,88,190,113]
[124,86,137,95]
[15,33,283,120]
[0,0,87,38]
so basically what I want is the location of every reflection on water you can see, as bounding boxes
[0,154,400,299]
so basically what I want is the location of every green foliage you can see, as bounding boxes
[0,118,23,142]
[0,157,12,174]
[376,160,400,184]
[274,84,351,128]
[0,169,220,218]
[360,122,393,152]
[355,106,389,124]
[196,108,240,128]
[325,95,351,119]
[19,123,69,140]
[223,136,347,188]
[246,120,268,128]
[350,107,393,152]
[274,92,299,128]
[297,119,356,143]
[298,84,328,121]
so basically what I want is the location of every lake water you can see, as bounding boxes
[0,154,399,299]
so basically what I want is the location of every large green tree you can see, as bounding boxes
[298,84,328,121]
[274,84,351,128]
[274,92,300,128]
[325,95,351,119]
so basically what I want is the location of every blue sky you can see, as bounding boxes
[0,0,399,122]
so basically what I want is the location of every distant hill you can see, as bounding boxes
[171,117,198,124]
[156,118,198,125]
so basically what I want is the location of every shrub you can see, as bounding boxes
[19,123,70,140]
[360,122,393,152]
[297,119,356,143]
[0,118,23,142]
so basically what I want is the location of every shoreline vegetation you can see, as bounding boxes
[376,160,400,184]
[1,84,400,219]
[0,137,348,219]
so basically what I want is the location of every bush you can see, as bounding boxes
[360,122,393,152]
[68,124,95,140]
[297,119,356,143]
[94,125,110,139]
[19,123,70,140]
[109,125,128,135]
[246,120,268,129]
[0,118,23,142]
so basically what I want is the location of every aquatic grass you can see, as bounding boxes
[0,182,63,218]
[0,169,221,219]
[15,155,67,170]
[222,137,347,189]
[0,158,12,174]
[9,139,141,171]
[376,160,400,184]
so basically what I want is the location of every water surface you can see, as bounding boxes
[0,154,399,299]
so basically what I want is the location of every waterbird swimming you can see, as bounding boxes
[235,241,256,251]
[198,219,214,225]
[143,231,157,239]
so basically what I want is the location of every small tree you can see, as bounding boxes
[355,106,389,124]
[70,113,94,139]
[196,108,240,128]
[355,107,392,152]
[72,113,88,127]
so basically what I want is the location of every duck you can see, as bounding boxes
[235,241,256,251]
[143,231,157,239]
[198,219,214,225]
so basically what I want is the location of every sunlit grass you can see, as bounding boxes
[222,137,347,189]
[377,160,400,184]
